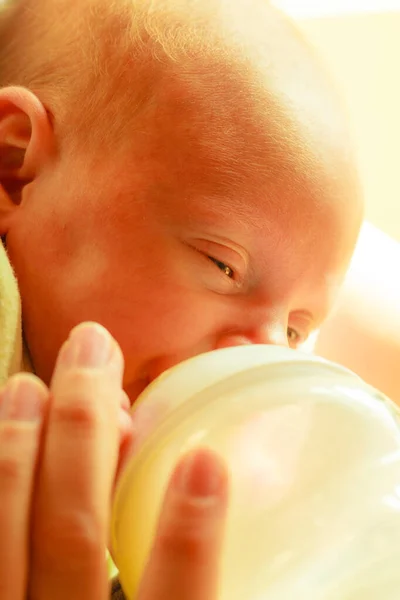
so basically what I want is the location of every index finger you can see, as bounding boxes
[30,323,124,600]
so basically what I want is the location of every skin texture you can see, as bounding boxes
[0,3,362,598]
[0,51,362,405]
[0,324,228,600]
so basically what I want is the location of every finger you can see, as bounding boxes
[114,417,135,492]
[115,399,167,489]
[30,323,125,600]
[118,391,134,453]
[0,375,48,600]
[112,394,135,506]
[113,399,167,503]
[137,448,229,600]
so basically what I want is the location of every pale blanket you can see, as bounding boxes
[0,242,24,383]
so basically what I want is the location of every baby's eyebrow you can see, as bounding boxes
[292,309,313,321]
[295,300,330,329]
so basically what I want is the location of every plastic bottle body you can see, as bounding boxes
[111,346,400,600]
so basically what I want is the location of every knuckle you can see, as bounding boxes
[1,422,30,445]
[157,504,215,563]
[0,424,36,489]
[51,371,115,432]
[157,525,210,563]
[0,454,26,488]
[51,396,103,432]
[36,511,103,570]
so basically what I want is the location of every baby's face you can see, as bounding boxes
[4,70,361,404]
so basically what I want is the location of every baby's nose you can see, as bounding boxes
[216,324,288,350]
[215,334,253,350]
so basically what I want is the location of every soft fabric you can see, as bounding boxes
[0,242,24,384]
[0,242,125,599]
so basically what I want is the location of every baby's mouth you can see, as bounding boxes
[124,376,152,408]
[125,360,178,407]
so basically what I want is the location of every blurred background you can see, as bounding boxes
[271,1,400,402]
[274,0,400,242]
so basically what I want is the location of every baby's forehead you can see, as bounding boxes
[144,75,350,211]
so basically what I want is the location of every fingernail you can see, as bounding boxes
[62,323,112,368]
[177,449,225,499]
[0,375,46,422]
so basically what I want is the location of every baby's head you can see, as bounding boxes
[0,0,362,402]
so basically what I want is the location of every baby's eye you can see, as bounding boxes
[208,256,234,279]
[287,327,300,346]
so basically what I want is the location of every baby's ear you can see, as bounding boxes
[0,86,54,227]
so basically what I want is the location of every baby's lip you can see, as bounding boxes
[124,377,151,407]
[125,362,175,406]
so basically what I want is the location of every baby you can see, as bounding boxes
[0,0,363,598]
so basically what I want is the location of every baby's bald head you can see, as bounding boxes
[0,0,362,390]
[1,0,352,163]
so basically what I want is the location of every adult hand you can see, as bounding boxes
[0,322,228,600]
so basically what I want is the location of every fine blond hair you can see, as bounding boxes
[1,1,257,144]
[1,0,344,165]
